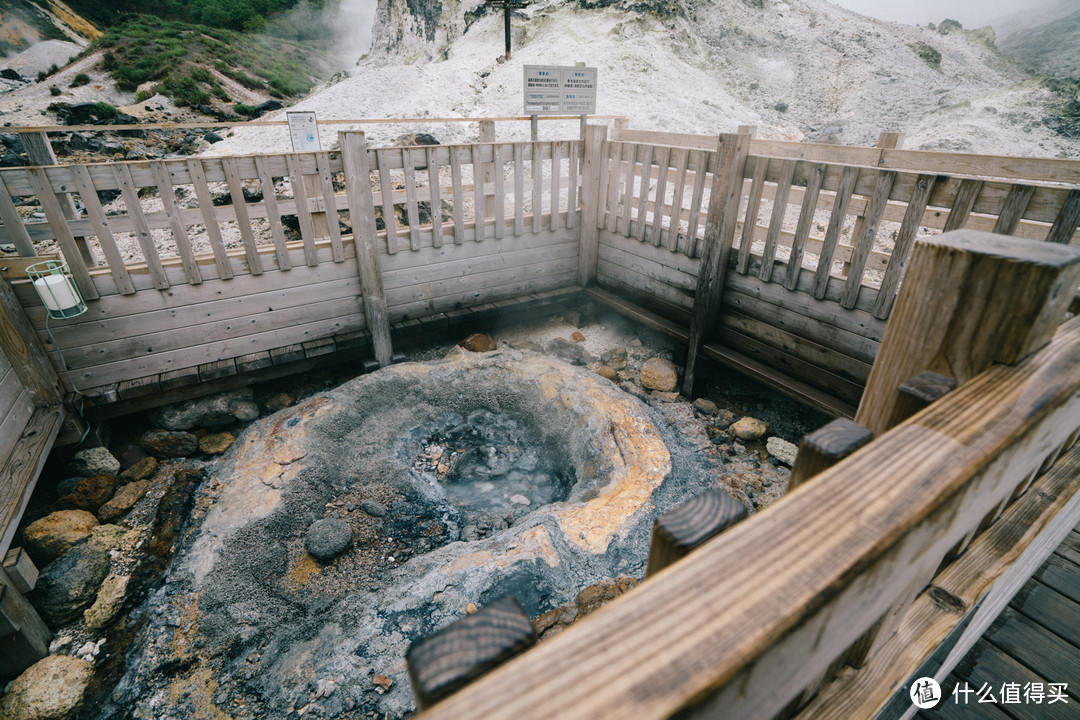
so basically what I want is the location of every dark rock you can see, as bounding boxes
[204,131,224,144]
[0,68,22,81]
[693,398,718,415]
[120,455,158,481]
[305,519,353,562]
[0,132,25,153]
[394,132,440,146]
[68,132,97,150]
[140,429,199,457]
[199,431,236,455]
[100,141,126,155]
[31,544,111,627]
[546,337,585,364]
[252,100,285,117]
[56,476,83,498]
[55,474,119,512]
[360,500,387,517]
[148,389,259,430]
[600,347,627,369]
[98,479,153,523]
[458,333,497,352]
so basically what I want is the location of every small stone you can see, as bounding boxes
[640,358,678,392]
[466,602,478,614]
[458,333,497,352]
[600,347,628,369]
[510,494,531,505]
[119,456,158,481]
[199,431,236,455]
[693,398,718,415]
[228,398,260,423]
[264,392,296,411]
[0,655,94,720]
[84,574,130,631]
[22,510,98,565]
[766,437,798,466]
[705,425,728,444]
[97,480,152,523]
[372,675,393,691]
[305,518,353,562]
[54,474,118,512]
[360,500,387,517]
[69,447,120,476]
[570,331,585,342]
[731,417,768,441]
[30,545,111,626]
[651,391,679,402]
[140,429,199,458]
[597,366,617,381]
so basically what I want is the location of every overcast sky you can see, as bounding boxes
[823,0,1064,27]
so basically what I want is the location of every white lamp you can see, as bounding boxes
[25,261,87,319]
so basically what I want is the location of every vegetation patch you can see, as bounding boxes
[1044,76,1080,138]
[910,41,942,69]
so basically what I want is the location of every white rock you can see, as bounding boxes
[766,437,799,466]
[510,494,531,505]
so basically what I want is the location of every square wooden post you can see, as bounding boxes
[577,124,607,287]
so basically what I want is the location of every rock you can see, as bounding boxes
[651,391,679,402]
[563,310,582,326]
[119,456,158,481]
[360,500,387,517]
[252,99,285,117]
[112,442,150,469]
[54,474,118,512]
[84,574,130,631]
[600,347,627,369]
[458,333,497,352]
[597,366,617,381]
[199,431,236,455]
[0,655,94,720]
[97,480,152,523]
[570,331,585,342]
[510,494,531,505]
[766,437,798,466]
[22,510,98,565]
[705,425,728,444]
[713,409,736,428]
[147,388,259,430]
[86,524,128,552]
[731,417,768,441]
[139,429,198,458]
[204,131,223,143]
[305,519,353,562]
[31,545,111,626]
[510,339,543,353]
[394,132,440,147]
[693,398,718,415]
[69,447,120,476]
[0,68,22,81]
[55,477,82,498]
[640,358,678,392]
[546,337,585,364]
[264,392,296,411]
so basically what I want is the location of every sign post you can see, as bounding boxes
[287,111,321,152]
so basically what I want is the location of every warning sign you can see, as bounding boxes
[523,65,597,115]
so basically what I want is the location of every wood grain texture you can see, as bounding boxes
[871,174,936,320]
[407,595,536,710]
[577,125,607,286]
[149,161,202,285]
[758,158,797,283]
[840,170,896,309]
[0,174,35,256]
[68,165,135,293]
[186,158,235,278]
[0,405,62,559]
[787,418,874,492]
[26,167,99,299]
[222,157,263,275]
[856,230,1080,436]
[737,157,769,275]
[812,166,859,300]
[0,276,62,406]
[646,488,748,576]
[785,162,825,291]
[1047,189,1080,246]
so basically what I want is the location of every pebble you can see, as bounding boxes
[597,366,618,381]
[360,500,387,517]
[693,398,718,415]
[731,417,768,440]
[510,494,531,505]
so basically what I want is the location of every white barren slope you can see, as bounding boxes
[207,0,1079,158]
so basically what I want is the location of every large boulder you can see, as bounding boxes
[147,388,260,431]
[68,447,120,477]
[84,574,131,631]
[22,510,98,565]
[30,545,111,627]
[54,474,118,512]
[0,654,94,720]
[139,429,198,458]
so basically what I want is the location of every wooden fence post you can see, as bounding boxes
[0,275,63,406]
[339,132,393,368]
[577,124,607,287]
[856,229,1080,437]
[681,133,752,397]
[18,131,96,266]
[478,120,497,219]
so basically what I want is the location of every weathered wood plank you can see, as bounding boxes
[376,149,400,254]
[0,276,62,406]
[787,418,873,491]
[1012,580,1080,649]
[253,155,291,271]
[427,147,444,248]
[942,179,983,233]
[686,150,710,258]
[578,126,607,287]
[0,405,62,558]
[532,142,544,234]
[871,174,936,320]
[316,151,345,262]
[667,148,689,253]
[635,144,653,244]
[650,146,671,247]
[992,183,1036,235]
[495,143,507,237]
[473,145,486,241]
[451,146,466,245]
[513,143,525,237]
[149,161,202,285]
[0,175,35,256]
[784,162,825,291]
[758,159,797,283]
[840,170,896,309]
[285,153,320,266]
[1047,189,1080,245]
[567,140,579,230]
[604,141,621,234]
[67,165,135,294]
[186,158,234,278]
[0,388,33,470]
[223,157,263,276]
[812,166,858,300]
[646,489,747,577]
[26,167,99,299]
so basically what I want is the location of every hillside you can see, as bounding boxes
[206,0,1080,159]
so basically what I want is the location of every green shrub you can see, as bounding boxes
[135,89,153,102]
[93,102,120,118]
[910,41,942,68]
[234,103,257,117]
[50,85,62,96]
[70,72,91,87]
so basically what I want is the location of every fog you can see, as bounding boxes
[824,0,1067,28]
[335,0,378,65]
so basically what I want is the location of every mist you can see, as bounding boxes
[334,0,378,67]
[824,0,1070,29]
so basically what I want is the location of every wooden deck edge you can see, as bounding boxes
[585,286,857,418]
[0,404,64,559]
[792,442,1080,720]
[81,287,585,422]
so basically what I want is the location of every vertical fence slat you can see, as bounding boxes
[402,149,421,251]
[812,166,860,300]
[68,165,134,294]
[513,143,525,236]
[451,147,465,245]
[605,141,621,234]
[113,164,167,291]
[1047,189,1080,245]
[784,162,825,292]
[149,161,202,285]
[375,149,400,254]
[578,125,607,287]
[620,143,636,237]
[494,144,506,238]
[686,149,709,257]
[427,146,444,248]
[668,148,689,253]
[871,174,936,320]
[840,170,896,308]
[942,178,983,233]
[0,175,35,257]
[992,184,1036,235]
[758,159,797,283]
[650,146,671,247]
[473,144,486,241]
[532,143,543,233]
[223,157,263,276]
[549,142,561,232]
[737,157,769,275]
[286,153,320,265]
[316,151,345,262]
[26,167,100,299]
[635,144,653,243]
[595,139,610,232]
[186,158,234,279]
[253,155,291,271]
[566,140,579,230]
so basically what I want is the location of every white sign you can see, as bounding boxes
[523,65,597,115]
[287,111,320,152]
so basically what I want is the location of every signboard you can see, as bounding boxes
[287,111,321,152]
[523,65,597,115]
